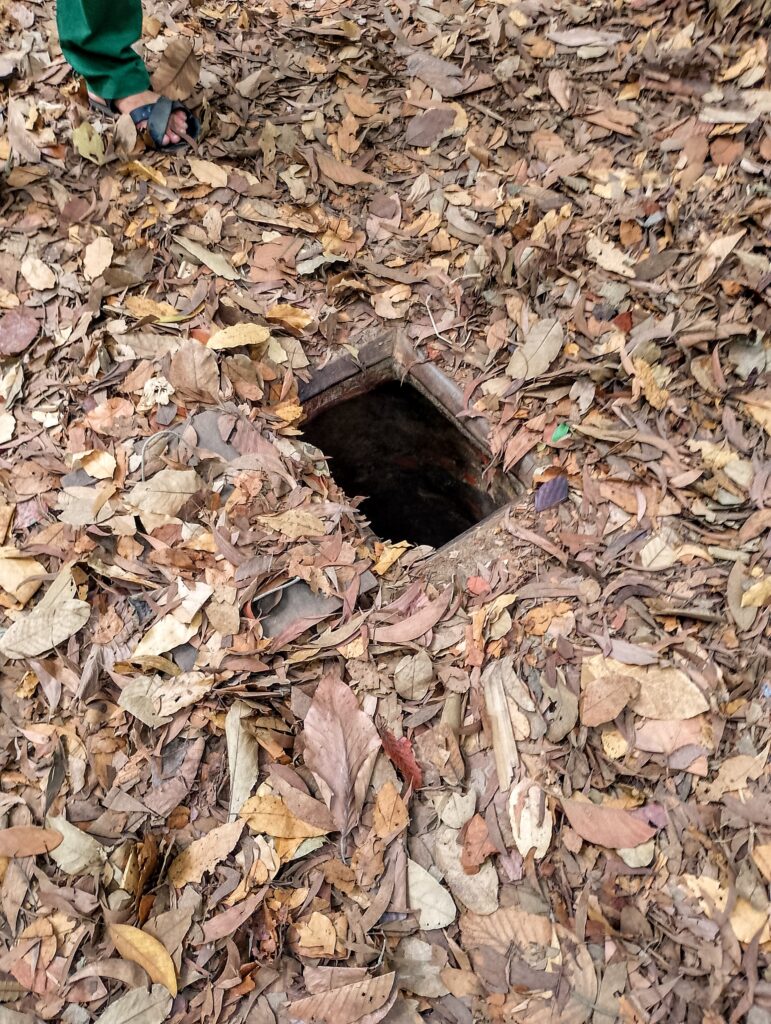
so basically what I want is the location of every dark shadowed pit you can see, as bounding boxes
[302,379,513,549]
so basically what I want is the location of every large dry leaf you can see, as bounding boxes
[168,819,243,887]
[125,467,201,519]
[373,586,452,644]
[581,655,709,721]
[0,827,63,858]
[434,824,499,915]
[226,701,260,820]
[303,672,381,835]
[131,614,200,659]
[95,984,172,1024]
[151,38,200,100]
[0,567,90,660]
[561,799,659,849]
[83,237,114,282]
[174,236,240,280]
[373,782,409,840]
[0,547,45,606]
[507,319,564,381]
[257,509,326,539]
[20,256,55,291]
[240,793,329,838]
[288,972,395,1024]
[109,924,177,996]
[314,148,383,187]
[459,905,554,957]
[407,858,456,930]
[169,340,220,402]
[8,97,41,162]
[118,673,213,727]
[0,308,39,355]
[207,323,271,351]
[579,668,639,727]
[46,815,106,874]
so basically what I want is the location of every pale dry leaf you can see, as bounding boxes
[188,157,229,188]
[174,236,240,280]
[303,672,381,835]
[287,972,395,1024]
[118,673,213,727]
[167,819,244,887]
[240,793,329,838]
[8,98,41,162]
[507,319,564,381]
[168,341,221,402]
[258,509,326,540]
[125,467,201,519]
[109,924,177,996]
[0,567,90,660]
[83,237,114,282]
[151,38,200,100]
[586,235,636,277]
[207,323,271,351]
[579,669,639,727]
[0,548,46,606]
[434,823,499,914]
[46,815,106,875]
[373,781,409,840]
[95,983,172,1024]
[226,701,260,820]
[20,256,55,291]
[0,413,14,445]
[406,858,456,930]
[131,613,200,659]
[508,779,552,860]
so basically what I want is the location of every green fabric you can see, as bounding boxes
[57,0,150,100]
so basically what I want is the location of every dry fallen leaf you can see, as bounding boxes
[0,826,63,858]
[108,924,178,995]
[167,820,244,887]
[507,319,564,381]
[407,858,456,930]
[83,236,114,282]
[0,567,91,659]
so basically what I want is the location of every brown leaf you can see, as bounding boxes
[373,586,452,643]
[287,971,395,1023]
[579,670,639,727]
[460,814,497,874]
[0,308,39,355]
[405,107,456,148]
[303,671,381,836]
[561,799,660,849]
[373,781,409,841]
[313,148,383,187]
[151,38,200,100]
[168,340,221,402]
[0,827,63,858]
[167,819,244,887]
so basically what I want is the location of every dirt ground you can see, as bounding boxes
[1,0,770,1020]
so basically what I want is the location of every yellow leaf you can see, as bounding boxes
[741,576,771,608]
[207,323,271,351]
[124,295,178,320]
[120,160,167,185]
[0,547,45,606]
[730,898,771,945]
[265,304,314,332]
[240,794,329,839]
[257,509,326,540]
[109,923,178,996]
[372,540,410,575]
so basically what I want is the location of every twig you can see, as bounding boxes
[423,298,454,345]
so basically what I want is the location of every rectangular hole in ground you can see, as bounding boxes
[302,379,514,550]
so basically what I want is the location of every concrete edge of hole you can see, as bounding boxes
[298,329,539,585]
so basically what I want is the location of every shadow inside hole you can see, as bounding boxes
[302,380,509,549]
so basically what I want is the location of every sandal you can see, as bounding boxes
[88,94,200,152]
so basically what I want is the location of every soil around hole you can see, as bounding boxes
[302,380,508,549]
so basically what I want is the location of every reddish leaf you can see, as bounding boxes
[378,724,423,790]
[0,308,39,354]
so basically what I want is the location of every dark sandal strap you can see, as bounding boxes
[135,97,200,150]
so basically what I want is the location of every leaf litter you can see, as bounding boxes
[0,0,770,1020]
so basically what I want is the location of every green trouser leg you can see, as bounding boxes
[56,0,150,100]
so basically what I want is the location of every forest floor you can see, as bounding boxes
[1,0,770,1021]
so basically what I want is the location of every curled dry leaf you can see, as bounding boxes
[108,923,177,996]
[46,815,106,875]
[508,780,552,860]
[226,700,260,820]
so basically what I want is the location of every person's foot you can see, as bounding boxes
[90,90,189,147]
